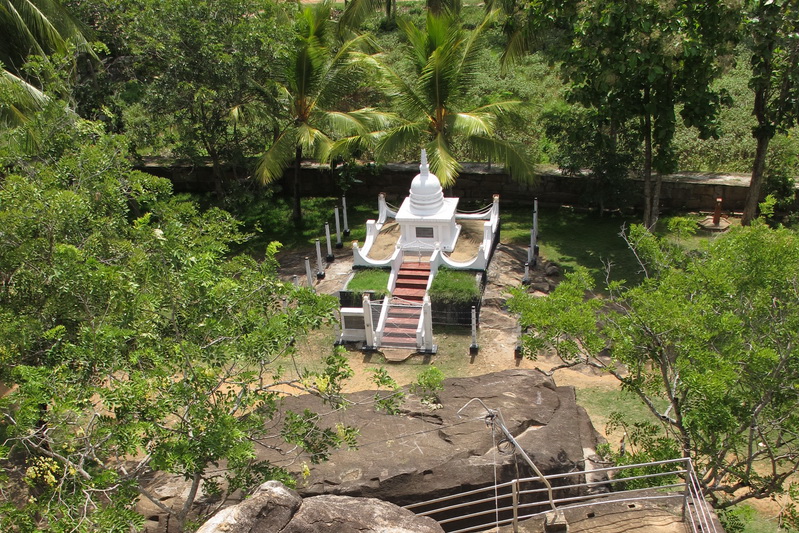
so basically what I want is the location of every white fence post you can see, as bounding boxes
[363,293,375,350]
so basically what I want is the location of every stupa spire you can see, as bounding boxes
[409,149,444,215]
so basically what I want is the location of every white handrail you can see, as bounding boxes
[404,456,713,533]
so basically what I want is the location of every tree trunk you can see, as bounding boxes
[642,102,654,229]
[742,81,773,226]
[742,132,771,226]
[292,147,303,225]
[210,152,225,202]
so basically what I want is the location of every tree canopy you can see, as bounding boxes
[0,92,355,531]
[509,223,799,508]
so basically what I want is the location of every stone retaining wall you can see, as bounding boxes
[137,159,789,212]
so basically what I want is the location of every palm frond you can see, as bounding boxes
[255,127,299,184]
[375,122,425,162]
[1,0,95,71]
[339,0,384,35]
[0,67,48,126]
[470,99,525,116]
[324,108,397,135]
[469,135,538,184]
[500,28,530,72]
[328,130,384,161]
[426,133,461,187]
[297,122,332,157]
[454,8,497,85]
[374,60,429,120]
[397,16,431,72]
[447,112,494,137]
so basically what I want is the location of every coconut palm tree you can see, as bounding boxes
[0,0,94,125]
[1,0,92,72]
[256,1,390,224]
[374,9,536,187]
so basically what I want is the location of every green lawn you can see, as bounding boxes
[501,206,645,286]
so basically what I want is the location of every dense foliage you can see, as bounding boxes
[509,223,799,509]
[2,0,799,527]
[0,95,355,530]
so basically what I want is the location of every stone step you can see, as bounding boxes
[395,278,428,289]
[381,331,417,347]
[384,317,420,328]
[392,287,426,301]
[397,269,430,279]
[400,262,431,272]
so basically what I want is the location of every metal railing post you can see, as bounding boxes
[512,478,519,533]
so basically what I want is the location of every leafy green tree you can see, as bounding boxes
[0,92,355,531]
[255,1,390,224]
[508,224,799,507]
[543,102,640,214]
[374,9,536,187]
[114,0,291,200]
[513,0,738,228]
[741,0,799,225]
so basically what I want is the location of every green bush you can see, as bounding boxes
[429,268,480,303]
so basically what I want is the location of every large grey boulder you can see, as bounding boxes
[287,369,601,506]
[141,370,603,532]
[197,480,443,533]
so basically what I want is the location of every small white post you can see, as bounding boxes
[362,293,375,350]
[304,257,314,288]
[342,196,350,236]
[315,239,325,279]
[522,262,530,285]
[292,274,299,287]
[469,305,479,355]
[325,223,334,262]
[422,295,435,353]
[334,206,343,248]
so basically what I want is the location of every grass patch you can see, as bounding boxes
[227,195,376,256]
[575,387,665,440]
[347,268,390,297]
[501,206,643,287]
[429,268,481,303]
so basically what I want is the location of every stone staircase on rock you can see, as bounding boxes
[381,262,430,349]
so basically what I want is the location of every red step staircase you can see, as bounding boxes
[381,262,431,349]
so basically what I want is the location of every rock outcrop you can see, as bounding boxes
[286,369,602,506]
[197,480,443,533]
[141,369,604,532]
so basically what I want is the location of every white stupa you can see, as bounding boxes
[395,150,460,252]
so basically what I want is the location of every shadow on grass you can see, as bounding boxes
[501,206,645,288]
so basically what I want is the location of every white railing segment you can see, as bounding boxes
[404,457,716,533]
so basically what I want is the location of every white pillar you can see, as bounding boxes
[342,196,350,236]
[334,206,343,248]
[304,257,314,289]
[362,293,375,349]
[325,223,334,262]
[315,239,325,279]
[422,295,434,353]
[470,305,479,355]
